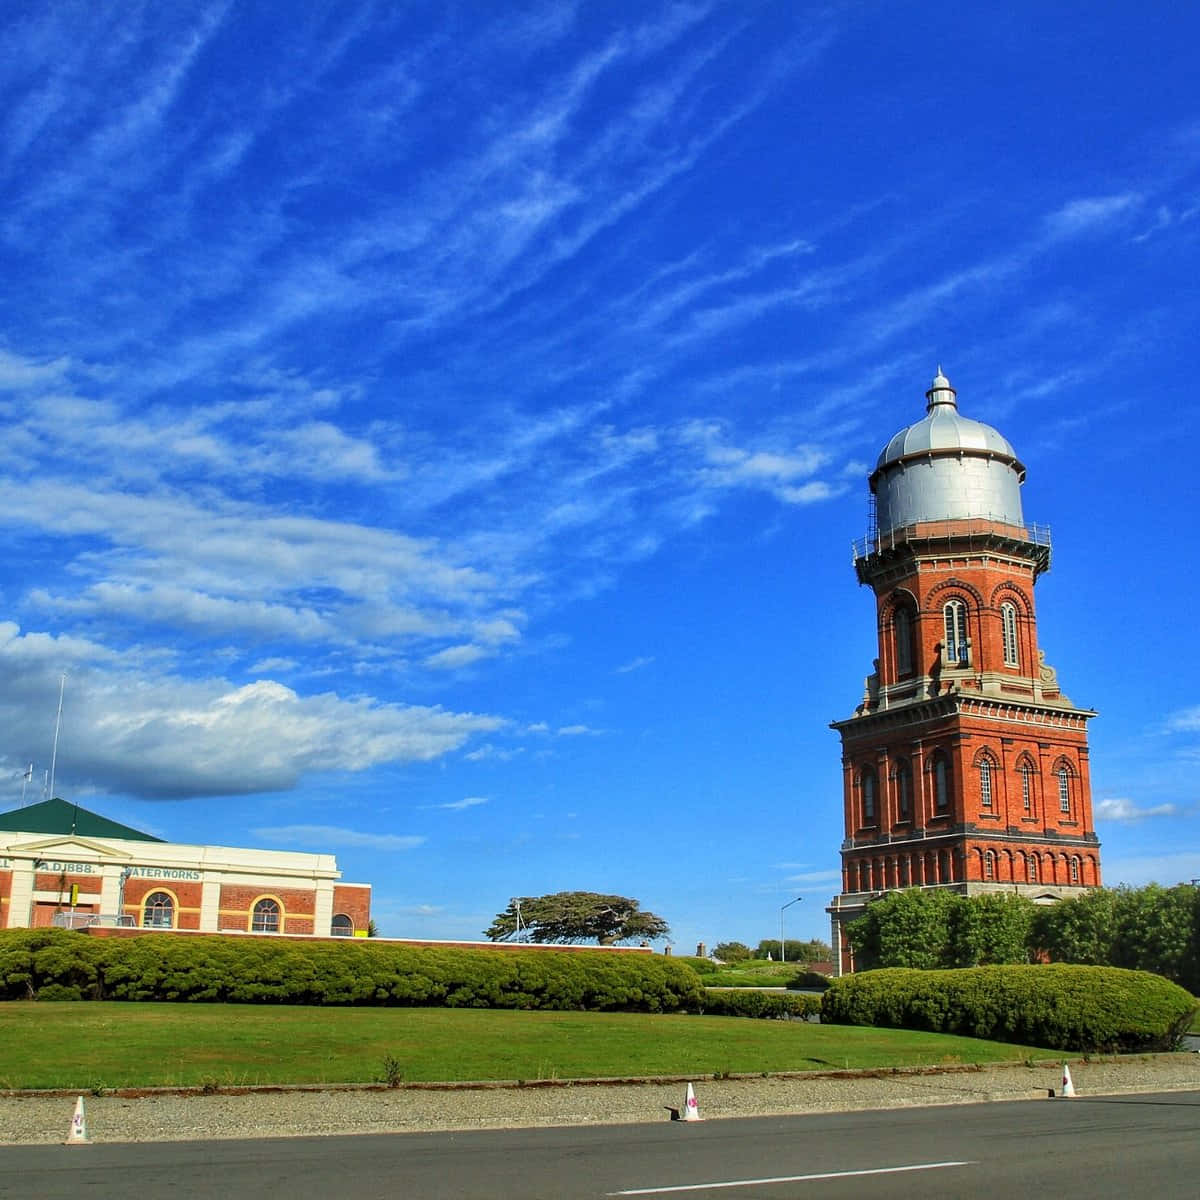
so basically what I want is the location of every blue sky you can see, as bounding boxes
[1,2,1197,951]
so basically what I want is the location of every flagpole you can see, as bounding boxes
[48,674,66,802]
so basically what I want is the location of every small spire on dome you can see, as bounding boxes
[925,366,957,411]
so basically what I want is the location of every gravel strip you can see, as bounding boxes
[2,1055,1197,1145]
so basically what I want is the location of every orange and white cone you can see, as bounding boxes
[65,1095,91,1145]
[1060,1064,1076,1098]
[683,1082,702,1122]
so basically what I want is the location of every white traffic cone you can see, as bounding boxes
[1060,1064,1076,1098]
[683,1081,702,1122]
[65,1095,91,1145]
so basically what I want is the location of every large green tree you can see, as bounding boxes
[752,938,833,963]
[1030,885,1119,964]
[848,889,958,970]
[951,893,1035,966]
[712,941,752,962]
[486,892,670,945]
[848,891,1033,970]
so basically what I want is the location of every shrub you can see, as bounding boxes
[786,970,830,992]
[699,990,820,1019]
[0,931,707,1014]
[821,964,1198,1053]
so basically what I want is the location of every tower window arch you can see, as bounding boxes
[1069,856,1080,884]
[1027,854,1039,883]
[331,914,354,937]
[1001,602,1019,667]
[1018,758,1035,813]
[931,752,952,812]
[979,756,994,809]
[1057,765,1071,815]
[143,891,174,929]
[984,849,996,880]
[894,605,914,676]
[894,758,912,819]
[860,767,877,823]
[943,599,969,666]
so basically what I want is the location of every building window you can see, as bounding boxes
[1028,855,1038,883]
[1069,856,1080,884]
[933,753,951,811]
[894,606,913,675]
[1001,602,1019,667]
[943,599,968,666]
[896,759,912,819]
[979,758,994,809]
[1057,767,1071,814]
[252,898,281,933]
[331,914,353,936]
[143,891,174,929]
[861,768,877,823]
[984,850,996,880]
[1020,762,1033,812]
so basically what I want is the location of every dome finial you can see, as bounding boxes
[926,366,956,411]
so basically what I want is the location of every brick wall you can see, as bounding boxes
[331,884,371,933]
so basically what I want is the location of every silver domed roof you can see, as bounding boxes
[870,371,1027,531]
[875,370,1019,470]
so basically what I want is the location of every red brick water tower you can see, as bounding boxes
[828,370,1102,974]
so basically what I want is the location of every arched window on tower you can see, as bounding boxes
[979,757,994,810]
[1027,854,1039,883]
[894,606,914,676]
[932,752,951,813]
[1018,758,1035,814]
[895,759,912,820]
[943,599,969,666]
[1069,856,1080,884]
[984,849,996,880]
[1001,602,1019,668]
[1057,766,1071,815]
[860,768,877,824]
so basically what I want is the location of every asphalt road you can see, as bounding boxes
[3,1090,1197,1199]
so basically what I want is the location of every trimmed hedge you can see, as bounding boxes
[0,930,708,1012]
[699,990,820,1020]
[821,964,1199,1053]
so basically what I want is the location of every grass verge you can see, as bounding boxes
[0,1002,1057,1091]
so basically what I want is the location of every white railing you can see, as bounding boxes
[51,912,137,929]
[853,518,1051,562]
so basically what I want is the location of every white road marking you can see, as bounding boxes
[606,1160,976,1195]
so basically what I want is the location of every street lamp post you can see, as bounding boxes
[779,896,803,963]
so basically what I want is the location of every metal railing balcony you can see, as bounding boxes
[853,517,1051,563]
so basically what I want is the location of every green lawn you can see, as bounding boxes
[678,957,812,989]
[0,1002,1057,1091]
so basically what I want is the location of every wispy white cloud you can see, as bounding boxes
[1165,706,1200,733]
[431,796,489,811]
[252,824,426,852]
[615,656,655,674]
[1042,193,1141,240]
[1095,797,1179,823]
[464,744,524,763]
[424,645,494,671]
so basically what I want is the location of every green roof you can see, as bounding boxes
[0,798,165,843]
